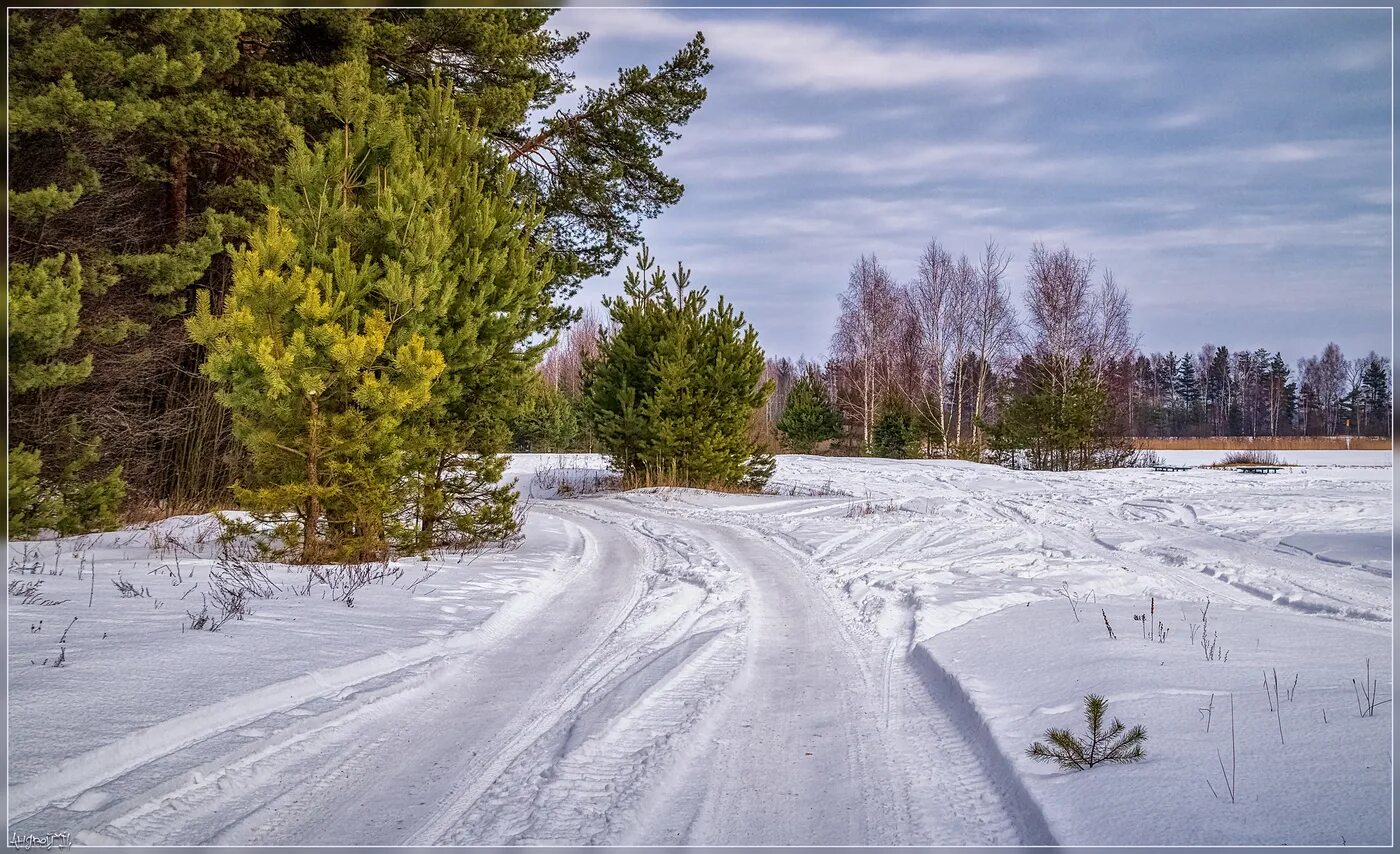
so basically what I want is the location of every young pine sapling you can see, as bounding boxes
[1026,694,1147,770]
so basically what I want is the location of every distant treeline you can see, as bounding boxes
[525,237,1391,466]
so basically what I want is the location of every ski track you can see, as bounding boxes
[9,456,1386,845]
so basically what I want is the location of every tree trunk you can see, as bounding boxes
[170,140,189,241]
[304,394,322,562]
[419,457,446,551]
[972,365,987,448]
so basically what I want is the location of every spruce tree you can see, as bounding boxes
[871,401,920,459]
[777,372,842,453]
[1360,355,1391,435]
[1176,358,1202,428]
[584,248,773,489]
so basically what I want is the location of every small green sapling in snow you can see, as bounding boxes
[1026,694,1146,770]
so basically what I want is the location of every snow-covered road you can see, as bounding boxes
[12,497,1045,845]
[7,452,1391,845]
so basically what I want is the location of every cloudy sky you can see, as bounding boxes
[551,7,1391,363]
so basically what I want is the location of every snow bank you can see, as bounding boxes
[921,598,1391,845]
[6,510,584,819]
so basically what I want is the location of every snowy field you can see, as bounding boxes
[6,452,1392,845]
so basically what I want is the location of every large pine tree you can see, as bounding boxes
[8,9,710,522]
[7,253,125,536]
[190,71,554,560]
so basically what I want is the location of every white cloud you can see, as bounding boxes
[1152,108,1209,130]
[556,9,1090,94]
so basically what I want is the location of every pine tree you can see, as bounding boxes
[988,355,1130,471]
[7,253,126,536]
[392,81,557,552]
[8,10,284,503]
[8,9,711,512]
[871,401,920,459]
[512,380,583,452]
[776,372,843,453]
[192,71,556,557]
[584,248,773,489]
[188,209,445,561]
[1026,694,1146,771]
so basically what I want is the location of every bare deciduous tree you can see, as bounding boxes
[830,255,903,449]
[1023,242,1135,382]
[540,306,604,395]
[1316,342,1349,434]
[967,239,1018,447]
[905,238,974,454]
[1024,241,1096,371]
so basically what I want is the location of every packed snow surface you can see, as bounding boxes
[7,452,1392,845]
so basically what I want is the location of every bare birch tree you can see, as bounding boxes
[540,306,604,395]
[906,238,973,454]
[831,255,903,449]
[1023,241,1097,395]
[1316,342,1349,434]
[1024,242,1134,379]
[967,239,1017,447]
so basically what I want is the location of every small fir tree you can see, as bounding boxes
[871,401,921,459]
[777,372,842,453]
[584,248,773,488]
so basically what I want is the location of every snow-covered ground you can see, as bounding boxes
[6,452,1392,845]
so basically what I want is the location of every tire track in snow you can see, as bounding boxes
[6,517,597,831]
[39,500,751,846]
[597,498,1043,845]
[230,503,669,845]
[414,506,749,845]
[24,512,630,844]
